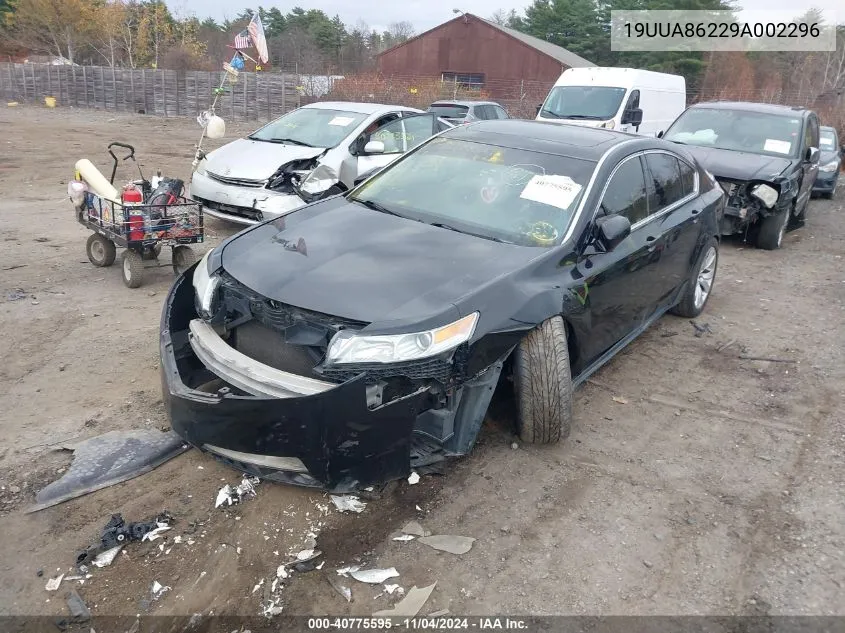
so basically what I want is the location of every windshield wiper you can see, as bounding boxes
[540,109,563,119]
[249,136,315,147]
[350,197,406,218]
[562,114,605,120]
[429,222,510,243]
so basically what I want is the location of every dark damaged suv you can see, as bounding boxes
[662,102,820,250]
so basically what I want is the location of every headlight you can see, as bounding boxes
[192,249,220,317]
[819,160,839,173]
[299,163,338,195]
[326,313,479,365]
[750,183,778,209]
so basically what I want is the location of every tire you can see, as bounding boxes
[172,245,197,275]
[755,207,789,250]
[670,237,718,318]
[513,316,573,444]
[791,192,810,224]
[86,233,116,267]
[122,250,144,288]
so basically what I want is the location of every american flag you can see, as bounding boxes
[248,13,269,63]
[233,29,250,50]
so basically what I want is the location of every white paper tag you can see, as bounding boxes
[820,138,834,149]
[328,116,355,126]
[519,175,583,210]
[763,139,791,154]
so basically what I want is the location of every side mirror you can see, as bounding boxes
[353,166,384,186]
[806,146,820,163]
[628,108,643,127]
[364,140,385,155]
[595,214,631,252]
[656,130,664,139]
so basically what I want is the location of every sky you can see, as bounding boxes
[168,0,840,35]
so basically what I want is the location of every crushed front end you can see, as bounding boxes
[160,265,504,492]
[716,178,790,236]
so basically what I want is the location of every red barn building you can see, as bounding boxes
[376,13,594,100]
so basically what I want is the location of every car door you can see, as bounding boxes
[796,114,820,208]
[353,113,404,177]
[641,151,701,307]
[575,154,666,366]
[355,113,444,179]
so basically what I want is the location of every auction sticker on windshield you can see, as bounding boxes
[763,139,792,154]
[520,175,582,210]
[328,116,356,126]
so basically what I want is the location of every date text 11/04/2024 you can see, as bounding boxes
[306,617,529,630]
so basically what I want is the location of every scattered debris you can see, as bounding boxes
[173,536,183,544]
[327,575,352,602]
[643,560,654,569]
[393,534,415,542]
[336,565,360,577]
[215,477,260,508]
[510,442,519,450]
[92,546,121,568]
[739,355,798,364]
[384,584,404,595]
[76,512,173,566]
[295,560,320,573]
[401,521,430,537]
[612,396,629,405]
[418,535,475,555]
[151,581,170,600]
[65,589,91,622]
[6,288,27,301]
[330,494,367,513]
[141,523,172,542]
[276,565,289,580]
[660,331,679,338]
[45,573,64,591]
[374,583,436,618]
[717,339,737,353]
[407,472,420,485]
[350,568,400,584]
[690,320,713,337]
[252,578,265,594]
[296,548,317,561]
[262,601,284,617]
[428,609,450,617]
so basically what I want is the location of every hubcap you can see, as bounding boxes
[694,247,717,309]
[123,255,131,277]
[92,240,104,261]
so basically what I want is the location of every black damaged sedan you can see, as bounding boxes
[161,120,725,491]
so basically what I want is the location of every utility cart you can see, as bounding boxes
[72,142,204,288]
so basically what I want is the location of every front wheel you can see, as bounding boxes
[122,250,144,288]
[756,207,789,250]
[172,245,197,275]
[671,237,718,318]
[514,316,573,444]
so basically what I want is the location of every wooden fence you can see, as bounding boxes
[0,63,303,122]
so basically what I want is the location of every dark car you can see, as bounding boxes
[160,120,724,491]
[427,100,509,125]
[661,102,821,250]
[812,126,842,199]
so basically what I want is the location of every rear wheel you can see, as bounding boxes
[671,238,718,318]
[122,250,144,288]
[756,207,789,250]
[514,316,572,444]
[86,233,116,267]
[172,245,197,275]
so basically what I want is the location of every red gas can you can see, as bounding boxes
[122,185,143,205]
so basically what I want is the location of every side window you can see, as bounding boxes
[802,116,819,151]
[354,114,401,154]
[494,105,509,119]
[678,159,696,197]
[475,105,491,120]
[367,115,405,154]
[401,115,438,151]
[600,156,649,225]
[626,89,640,111]
[644,153,685,212]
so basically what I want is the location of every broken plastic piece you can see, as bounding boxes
[92,546,122,568]
[350,568,400,584]
[336,565,360,577]
[215,477,259,508]
[373,582,436,617]
[141,524,172,542]
[296,548,316,561]
[418,535,475,555]
[151,580,170,600]
[252,578,265,594]
[276,565,289,580]
[327,575,352,602]
[384,584,404,595]
[393,534,415,542]
[401,521,430,537]
[330,494,366,513]
[407,472,420,485]
[45,574,64,591]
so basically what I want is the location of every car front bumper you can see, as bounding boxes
[812,171,839,193]
[189,172,306,226]
[160,269,427,491]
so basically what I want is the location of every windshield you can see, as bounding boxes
[249,108,368,148]
[349,137,596,247]
[428,104,469,119]
[540,86,626,120]
[664,108,803,157]
[820,129,837,151]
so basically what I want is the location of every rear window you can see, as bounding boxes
[820,129,837,150]
[428,104,469,119]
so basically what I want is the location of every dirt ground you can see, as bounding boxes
[0,107,843,622]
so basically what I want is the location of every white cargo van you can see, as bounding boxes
[536,67,686,136]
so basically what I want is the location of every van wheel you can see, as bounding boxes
[514,316,572,444]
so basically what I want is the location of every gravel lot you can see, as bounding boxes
[0,107,843,619]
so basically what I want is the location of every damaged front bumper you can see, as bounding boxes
[189,172,306,226]
[160,269,501,491]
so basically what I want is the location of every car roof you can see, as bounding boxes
[442,120,636,160]
[302,101,421,115]
[688,101,812,117]
[820,125,837,132]
[430,100,501,107]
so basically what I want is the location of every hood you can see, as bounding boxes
[219,198,542,325]
[681,145,794,182]
[205,138,325,181]
[537,117,605,129]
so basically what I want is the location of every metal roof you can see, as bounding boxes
[475,16,595,68]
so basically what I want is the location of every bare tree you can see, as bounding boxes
[386,21,414,41]
[4,0,95,63]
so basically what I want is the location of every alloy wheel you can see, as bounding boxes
[694,246,717,309]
